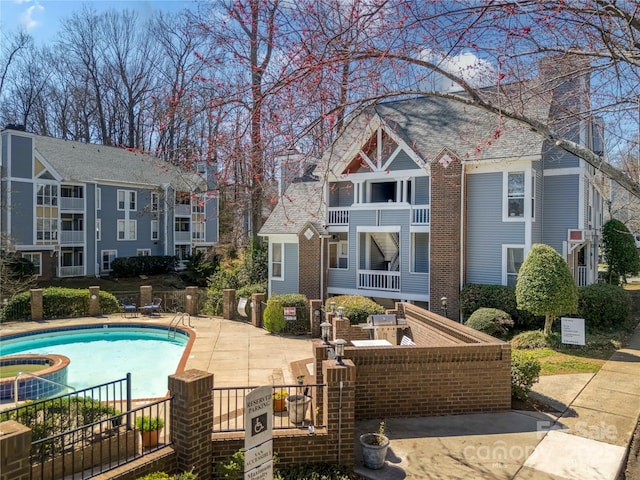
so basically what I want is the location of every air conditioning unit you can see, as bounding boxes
[568,229,585,242]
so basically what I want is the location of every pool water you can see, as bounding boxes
[1,326,189,399]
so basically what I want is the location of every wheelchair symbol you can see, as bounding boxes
[254,417,265,434]
[251,413,268,436]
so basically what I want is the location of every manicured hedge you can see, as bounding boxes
[577,283,632,331]
[464,307,513,339]
[324,295,385,324]
[111,255,177,277]
[460,284,540,329]
[0,288,121,322]
[264,293,309,335]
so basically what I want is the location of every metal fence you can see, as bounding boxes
[212,383,325,433]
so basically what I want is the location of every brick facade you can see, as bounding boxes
[430,151,463,320]
[297,225,323,301]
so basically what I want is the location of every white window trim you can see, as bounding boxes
[151,192,159,212]
[271,242,284,281]
[329,239,349,269]
[151,219,159,240]
[22,252,42,276]
[96,219,101,241]
[502,244,525,286]
[136,248,151,256]
[96,187,101,210]
[117,189,137,211]
[117,219,137,241]
[503,171,525,222]
[410,232,429,274]
[101,249,117,272]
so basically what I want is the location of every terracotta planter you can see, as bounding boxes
[273,397,287,413]
[360,433,390,469]
[140,429,161,448]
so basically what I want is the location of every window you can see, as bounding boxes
[506,172,524,218]
[531,173,536,220]
[370,181,397,203]
[329,233,348,269]
[504,246,524,286]
[96,188,101,210]
[101,250,117,271]
[272,243,283,279]
[175,244,190,261]
[176,192,190,205]
[36,184,58,206]
[151,192,159,212]
[192,222,205,240]
[117,219,137,240]
[117,190,137,211]
[96,219,101,241]
[411,232,429,273]
[137,249,151,256]
[175,217,190,232]
[151,220,159,240]
[36,218,58,241]
[22,252,42,276]
[192,201,204,214]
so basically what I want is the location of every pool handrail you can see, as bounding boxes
[14,371,76,405]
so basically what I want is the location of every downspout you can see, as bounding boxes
[320,235,324,301]
[163,184,170,256]
[459,162,465,323]
[337,380,343,464]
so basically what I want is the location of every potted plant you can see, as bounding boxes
[359,421,389,469]
[273,390,289,412]
[285,394,311,424]
[135,415,164,448]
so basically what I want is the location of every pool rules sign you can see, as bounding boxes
[244,385,273,480]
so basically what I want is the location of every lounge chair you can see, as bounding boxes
[140,298,162,316]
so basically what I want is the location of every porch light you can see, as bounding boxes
[320,321,332,345]
[91,294,97,300]
[441,296,448,318]
[334,338,347,366]
[330,301,336,313]
[337,306,344,319]
[186,295,192,301]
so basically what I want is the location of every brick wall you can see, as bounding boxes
[430,152,462,320]
[298,227,323,301]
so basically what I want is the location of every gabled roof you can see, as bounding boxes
[14,132,203,191]
[259,181,327,236]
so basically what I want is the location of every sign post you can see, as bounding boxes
[561,317,586,346]
[244,386,273,480]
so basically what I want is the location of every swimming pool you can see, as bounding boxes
[0,324,192,399]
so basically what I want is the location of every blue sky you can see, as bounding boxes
[0,0,195,44]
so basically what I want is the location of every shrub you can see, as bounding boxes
[111,255,177,277]
[578,283,632,331]
[264,294,309,334]
[183,250,219,286]
[511,330,560,349]
[465,308,513,339]
[136,473,172,480]
[511,349,541,400]
[602,218,640,284]
[264,298,286,333]
[325,295,385,324]
[203,260,242,316]
[135,416,164,432]
[460,284,540,329]
[516,244,578,335]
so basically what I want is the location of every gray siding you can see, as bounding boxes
[542,175,579,253]
[543,132,580,169]
[414,176,429,205]
[466,172,525,285]
[11,135,33,179]
[532,165,543,244]
[85,184,96,275]
[413,232,429,272]
[379,208,409,226]
[329,181,354,207]
[10,181,33,244]
[206,197,218,243]
[388,150,419,171]
[270,242,298,296]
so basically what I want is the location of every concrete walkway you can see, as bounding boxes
[354,326,640,480]
[2,314,640,479]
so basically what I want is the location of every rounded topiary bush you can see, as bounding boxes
[511,349,541,400]
[263,298,286,333]
[272,293,309,335]
[511,330,560,350]
[578,283,632,331]
[325,295,384,324]
[465,307,514,339]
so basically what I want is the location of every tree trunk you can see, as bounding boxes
[544,314,554,336]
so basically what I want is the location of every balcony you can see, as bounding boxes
[175,231,190,243]
[358,270,400,291]
[59,265,84,277]
[60,197,85,211]
[411,206,430,225]
[328,205,430,226]
[328,208,349,225]
[59,230,84,245]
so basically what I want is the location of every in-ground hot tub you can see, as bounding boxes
[0,354,70,401]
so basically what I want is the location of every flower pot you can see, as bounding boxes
[285,395,311,424]
[360,433,390,469]
[273,397,287,413]
[140,429,161,448]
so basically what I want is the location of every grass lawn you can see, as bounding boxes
[527,348,606,375]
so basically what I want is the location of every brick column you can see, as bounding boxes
[89,286,100,316]
[222,289,235,320]
[430,152,462,320]
[322,359,356,466]
[0,421,32,480]
[30,289,43,321]
[140,286,152,308]
[310,299,323,337]
[251,293,265,327]
[185,286,199,316]
[168,369,214,478]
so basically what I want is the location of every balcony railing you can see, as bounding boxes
[328,208,349,225]
[576,266,587,286]
[174,231,190,243]
[59,230,84,244]
[358,270,400,291]
[411,206,430,225]
[58,265,84,277]
[59,197,84,211]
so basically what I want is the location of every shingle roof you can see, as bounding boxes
[259,181,327,235]
[31,134,203,191]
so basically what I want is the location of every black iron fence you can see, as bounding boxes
[212,383,325,433]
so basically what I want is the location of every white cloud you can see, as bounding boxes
[420,49,497,92]
[18,1,44,32]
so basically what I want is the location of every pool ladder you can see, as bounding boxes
[13,372,76,406]
[168,312,192,339]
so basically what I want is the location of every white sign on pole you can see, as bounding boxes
[244,386,273,479]
[561,317,586,346]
